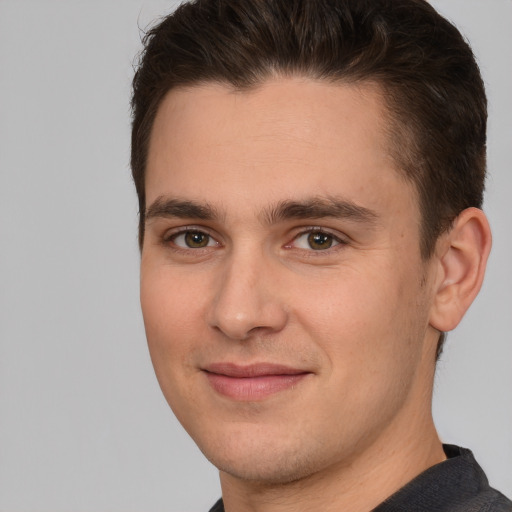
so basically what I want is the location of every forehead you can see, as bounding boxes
[145,78,417,221]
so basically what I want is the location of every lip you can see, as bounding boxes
[203,363,311,401]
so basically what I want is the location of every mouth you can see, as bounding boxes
[202,362,311,401]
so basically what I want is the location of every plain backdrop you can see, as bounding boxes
[0,1,510,511]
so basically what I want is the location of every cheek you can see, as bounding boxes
[140,265,213,421]
[293,266,429,431]
[293,263,427,372]
[140,264,207,367]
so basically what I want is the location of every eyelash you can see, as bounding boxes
[162,226,348,253]
[287,228,347,253]
[163,227,220,251]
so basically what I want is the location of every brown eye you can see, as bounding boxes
[184,231,210,248]
[290,229,345,252]
[291,230,342,251]
[307,232,334,250]
[170,230,215,249]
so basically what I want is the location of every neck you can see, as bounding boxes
[220,417,444,512]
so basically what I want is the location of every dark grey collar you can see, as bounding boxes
[209,445,512,512]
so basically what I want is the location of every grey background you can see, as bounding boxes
[0,1,510,511]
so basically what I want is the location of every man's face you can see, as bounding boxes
[141,78,440,484]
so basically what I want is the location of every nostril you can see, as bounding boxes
[209,293,288,341]
[208,260,288,340]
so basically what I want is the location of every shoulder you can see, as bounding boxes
[374,445,512,512]
[208,498,225,512]
[450,446,512,512]
[431,445,512,512]
[479,491,512,512]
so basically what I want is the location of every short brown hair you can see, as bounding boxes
[131,0,488,356]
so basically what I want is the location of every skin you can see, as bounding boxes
[140,78,491,512]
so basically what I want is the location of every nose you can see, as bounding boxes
[208,251,288,341]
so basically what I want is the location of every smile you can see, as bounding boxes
[202,363,311,401]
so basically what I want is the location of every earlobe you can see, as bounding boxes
[429,207,492,333]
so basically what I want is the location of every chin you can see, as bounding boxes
[213,453,320,485]
[195,426,335,485]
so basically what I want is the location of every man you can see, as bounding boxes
[130,0,511,510]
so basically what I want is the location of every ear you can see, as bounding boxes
[429,207,492,332]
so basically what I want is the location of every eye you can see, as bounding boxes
[170,230,218,249]
[292,230,342,251]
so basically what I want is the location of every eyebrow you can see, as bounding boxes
[145,197,221,222]
[263,196,379,225]
[144,195,379,226]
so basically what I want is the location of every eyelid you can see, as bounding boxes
[162,225,222,248]
[160,224,348,252]
[285,226,349,250]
